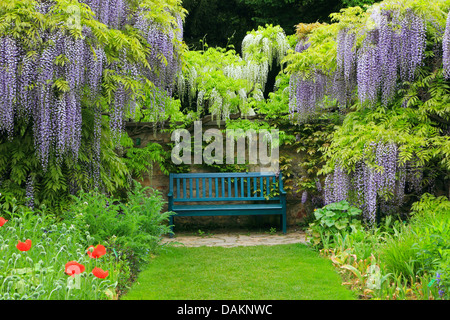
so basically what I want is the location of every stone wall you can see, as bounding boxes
[125,115,309,232]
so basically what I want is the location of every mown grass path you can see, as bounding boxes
[122,244,356,300]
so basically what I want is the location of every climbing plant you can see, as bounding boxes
[283,0,450,225]
[0,0,186,208]
[176,24,290,122]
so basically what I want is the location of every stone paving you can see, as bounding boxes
[161,228,308,248]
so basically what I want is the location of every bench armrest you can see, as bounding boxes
[168,192,173,198]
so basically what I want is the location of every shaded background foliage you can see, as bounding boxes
[182,0,379,52]
[180,0,380,100]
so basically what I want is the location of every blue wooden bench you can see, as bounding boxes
[168,172,287,235]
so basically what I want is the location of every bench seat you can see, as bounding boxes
[173,203,284,215]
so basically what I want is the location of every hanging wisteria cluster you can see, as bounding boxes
[0,0,185,202]
[134,9,183,97]
[241,26,289,92]
[288,69,328,121]
[323,141,424,226]
[0,28,91,168]
[356,8,426,106]
[80,0,129,29]
[288,23,331,120]
[289,6,429,117]
[333,28,356,107]
[0,36,18,137]
[324,162,350,206]
[294,39,310,54]
[443,10,450,79]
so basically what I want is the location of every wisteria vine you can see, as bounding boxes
[323,141,423,226]
[0,0,185,195]
[289,6,429,117]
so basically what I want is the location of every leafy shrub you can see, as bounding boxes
[332,216,398,261]
[123,142,171,179]
[64,182,173,266]
[377,224,422,279]
[379,194,450,298]
[307,200,363,248]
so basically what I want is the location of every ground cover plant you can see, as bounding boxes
[121,244,356,300]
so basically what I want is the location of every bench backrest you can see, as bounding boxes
[169,172,283,202]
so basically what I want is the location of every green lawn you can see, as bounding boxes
[121,244,356,300]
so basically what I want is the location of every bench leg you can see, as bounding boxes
[281,213,287,234]
[169,215,174,238]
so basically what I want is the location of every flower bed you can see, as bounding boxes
[0,184,172,300]
[306,195,450,300]
[0,210,119,299]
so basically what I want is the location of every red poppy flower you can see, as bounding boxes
[16,239,32,251]
[0,217,7,227]
[86,244,106,258]
[92,267,109,279]
[65,261,86,277]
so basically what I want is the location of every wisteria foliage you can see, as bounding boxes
[0,0,184,172]
[287,3,450,226]
[323,141,423,226]
[177,25,289,121]
[288,5,429,116]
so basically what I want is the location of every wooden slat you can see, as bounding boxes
[202,178,206,198]
[215,177,218,198]
[183,178,187,199]
[259,177,264,197]
[176,178,180,199]
[189,178,193,199]
[221,177,225,198]
[196,178,199,199]
[209,178,212,197]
